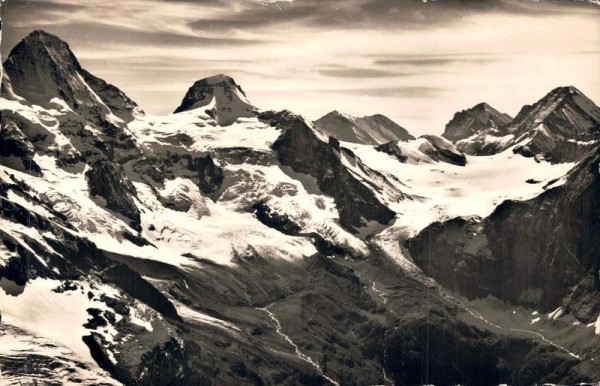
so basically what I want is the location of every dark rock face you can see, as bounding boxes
[385,309,579,386]
[375,141,408,162]
[103,264,182,321]
[407,146,600,312]
[262,110,395,233]
[79,68,143,122]
[0,179,191,386]
[132,152,223,195]
[84,329,187,386]
[420,135,467,166]
[561,277,600,324]
[314,110,414,145]
[174,74,255,126]
[3,30,140,123]
[0,119,41,173]
[85,160,142,231]
[188,154,224,194]
[0,179,109,282]
[253,201,302,235]
[443,102,512,143]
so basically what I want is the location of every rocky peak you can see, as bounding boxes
[3,30,141,123]
[314,110,414,145]
[509,85,600,140]
[472,102,495,113]
[173,74,256,126]
[443,102,512,142]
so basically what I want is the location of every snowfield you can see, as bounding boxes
[344,141,575,235]
[0,278,120,366]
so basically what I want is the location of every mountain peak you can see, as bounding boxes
[25,29,66,45]
[173,74,256,125]
[4,29,140,122]
[443,102,512,142]
[509,85,600,140]
[9,30,82,73]
[472,102,494,112]
[551,85,582,95]
[314,111,414,145]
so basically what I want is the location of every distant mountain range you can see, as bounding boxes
[1,30,599,385]
[442,87,600,162]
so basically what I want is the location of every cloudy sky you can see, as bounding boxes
[1,0,599,135]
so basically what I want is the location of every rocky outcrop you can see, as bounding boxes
[375,141,408,163]
[407,145,600,311]
[132,152,223,196]
[85,160,142,231]
[0,179,191,386]
[376,135,467,166]
[103,264,181,321]
[188,154,224,194]
[174,74,256,126]
[561,277,600,324]
[419,135,467,166]
[0,119,41,174]
[508,86,600,162]
[314,110,414,145]
[263,110,395,233]
[0,178,109,282]
[512,125,599,162]
[252,201,302,235]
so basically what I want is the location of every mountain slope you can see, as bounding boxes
[314,110,415,145]
[406,144,600,311]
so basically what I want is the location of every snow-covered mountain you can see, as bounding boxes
[442,102,512,154]
[4,30,142,124]
[1,30,599,385]
[445,86,600,162]
[174,74,256,126]
[314,110,415,145]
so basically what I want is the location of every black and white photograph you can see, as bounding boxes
[0,0,599,384]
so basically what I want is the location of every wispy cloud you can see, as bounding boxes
[318,66,412,79]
